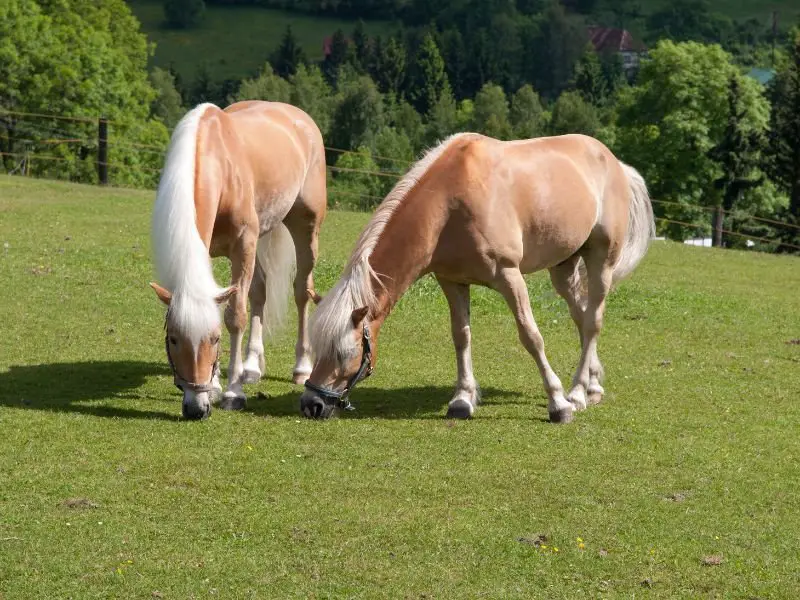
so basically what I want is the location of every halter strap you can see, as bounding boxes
[164,318,220,394]
[304,323,373,411]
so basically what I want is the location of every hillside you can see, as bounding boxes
[128,0,393,83]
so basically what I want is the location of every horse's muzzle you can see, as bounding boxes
[182,395,212,420]
[299,390,335,420]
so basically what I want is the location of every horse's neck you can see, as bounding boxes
[368,186,448,323]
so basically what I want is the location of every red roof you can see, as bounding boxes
[587,27,646,53]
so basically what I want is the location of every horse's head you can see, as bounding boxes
[300,299,375,419]
[150,282,236,420]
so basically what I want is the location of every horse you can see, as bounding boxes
[149,101,327,420]
[300,132,654,423]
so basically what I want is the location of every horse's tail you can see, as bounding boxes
[151,102,220,294]
[256,223,297,338]
[613,163,655,285]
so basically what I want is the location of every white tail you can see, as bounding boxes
[256,223,296,338]
[614,163,656,284]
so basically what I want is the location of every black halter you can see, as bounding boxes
[304,323,373,411]
[164,315,220,394]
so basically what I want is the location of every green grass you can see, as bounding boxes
[1,174,800,598]
[128,0,392,84]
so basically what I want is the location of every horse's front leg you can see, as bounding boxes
[437,276,481,419]
[221,231,257,411]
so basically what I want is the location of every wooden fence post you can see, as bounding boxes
[712,205,724,247]
[97,117,108,185]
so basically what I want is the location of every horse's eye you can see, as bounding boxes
[169,336,178,345]
[210,335,220,345]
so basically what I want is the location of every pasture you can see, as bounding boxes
[1,174,799,598]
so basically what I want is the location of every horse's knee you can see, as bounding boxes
[224,301,248,331]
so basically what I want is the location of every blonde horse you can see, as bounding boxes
[150,101,327,419]
[301,133,654,423]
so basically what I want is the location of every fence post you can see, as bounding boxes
[712,205,724,247]
[97,117,108,185]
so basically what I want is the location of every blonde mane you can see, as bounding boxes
[151,103,225,345]
[310,133,470,363]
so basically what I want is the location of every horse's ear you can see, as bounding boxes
[214,286,238,305]
[150,282,172,306]
[351,306,368,327]
[307,289,323,305]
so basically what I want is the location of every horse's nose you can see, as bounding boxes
[182,398,211,420]
[299,391,333,420]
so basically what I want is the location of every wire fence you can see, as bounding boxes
[1,107,798,251]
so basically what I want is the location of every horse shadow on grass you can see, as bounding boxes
[246,380,544,421]
[0,361,180,421]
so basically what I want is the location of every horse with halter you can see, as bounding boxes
[150,101,327,419]
[301,133,655,423]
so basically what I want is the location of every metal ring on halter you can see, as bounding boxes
[164,326,220,395]
[304,323,373,411]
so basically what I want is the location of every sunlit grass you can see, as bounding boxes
[1,175,799,598]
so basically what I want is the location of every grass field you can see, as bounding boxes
[128,0,393,83]
[1,175,799,598]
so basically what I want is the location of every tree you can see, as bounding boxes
[370,35,406,96]
[425,86,459,145]
[289,65,333,138]
[271,26,306,79]
[550,90,600,136]
[329,74,385,152]
[615,40,773,239]
[510,84,547,139]
[233,62,291,103]
[708,76,768,246]
[163,0,205,29]
[0,0,168,187]
[150,67,185,128]
[351,20,372,72]
[767,28,800,252]
[472,83,513,139]
[329,147,383,210]
[573,44,608,106]
[438,28,468,99]
[768,29,800,222]
[372,126,414,194]
[389,99,425,152]
[407,32,451,115]
[323,29,353,86]
[646,0,732,45]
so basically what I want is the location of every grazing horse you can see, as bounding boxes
[150,101,327,419]
[300,133,654,423]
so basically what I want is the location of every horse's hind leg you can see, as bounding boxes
[436,276,480,419]
[241,254,267,384]
[495,267,573,424]
[549,256,605,408]
[563,248,614,412]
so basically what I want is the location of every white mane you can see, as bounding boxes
[310,133,470,363]
[151,103,225,345]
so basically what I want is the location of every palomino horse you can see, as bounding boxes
[301,133,654,423]
[150,101,327,419]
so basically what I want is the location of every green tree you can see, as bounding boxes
[615,40,773,239]
[150,67,185,128]
[163,0,205,29]
[329,74,385,152]
[425,86,459,144]
[573,44,608,106]
[0,0,168,187]
[407,32,451,115]
[472,83,513,139]
[271,26,306,79]
[708,76,769,246]
[323,29,353,86]
[329,146,383,210]
[351,20,371,72]
[289,64,333,138]
[389,99,425,151]
[372,126,414,194]
[370,35,406,96]
[510,84,547,139]
[550,90,600,136]
[233,62,291,103]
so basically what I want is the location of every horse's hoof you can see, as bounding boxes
[587,390,603,406]
[446,398,474,420]
[549,407,574,424]
[220,394,247,411]
[241,369,262,385]
[292,370,311,385]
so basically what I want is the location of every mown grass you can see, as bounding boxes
[128,0,393,84]
[1,175,799,598]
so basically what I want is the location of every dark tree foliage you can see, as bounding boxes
[323,29,353,86]
[271,25,306,78]
[406,32,451,115]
